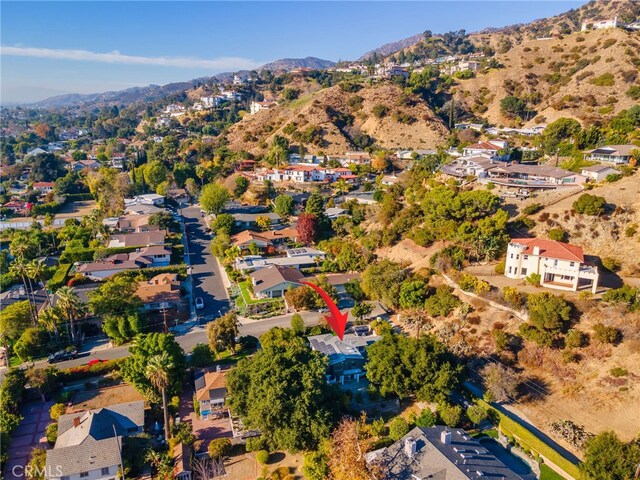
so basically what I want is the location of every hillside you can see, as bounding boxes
[258,57,335,71]
[224,80,449,155]
[456,28,640,126]
[359,33,425,60]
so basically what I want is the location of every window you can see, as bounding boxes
[101,467,110,475]
[524,255,529,260]
[80,472,89,478]
[570,262,575,267]
[510,253,513,259]
[508,266,512,274]
[553,260,558,267]
[521,268,527,276]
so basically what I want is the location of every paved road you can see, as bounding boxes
[180,205,231,317]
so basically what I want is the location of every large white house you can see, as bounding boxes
[505,238,599,293]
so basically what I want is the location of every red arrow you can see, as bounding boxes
[301,281,348,340]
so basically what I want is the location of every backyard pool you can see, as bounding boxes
[479,437,537,479]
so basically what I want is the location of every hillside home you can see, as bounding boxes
[249,265,305,298]
[580,164,620,182]
[231,212,282,229]
[235,247,325,272]
[308,332,381,386]
[136,273,181,312]
[249,100,276,114]
[33,182,55,193]
[505,238,599,293]
[462,140,510,160]
[581,17,618,30]
[231,227,299,251]
[102,214,160,233]
[194,366,228,419]
[45,401,144,480]
[583,144,636,164]
[440,156,496,179]
[484,163,584,188]
[70,160,101,172]
[125,194,165,207]
[366,426,536,480]
[2,200,33,215]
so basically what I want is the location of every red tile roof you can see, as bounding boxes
[466,142,501,151]
[510,238,584,263]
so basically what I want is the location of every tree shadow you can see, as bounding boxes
[266,452,286,465]
[518,375,551,403]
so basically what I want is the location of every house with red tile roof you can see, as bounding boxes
[463,140,510,160]
[505,238,599,293]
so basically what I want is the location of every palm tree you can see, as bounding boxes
[146,352,174,441]
[332,177,350,197]
[39,307,62,343]
[56,286,87,343]
[10,258,38,325]
[27,259,53,305]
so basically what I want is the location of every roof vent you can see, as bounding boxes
[73,417,81,428]
[404,437,417,457]
[441,429,452,444]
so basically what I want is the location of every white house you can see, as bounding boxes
[581,17,618,31]
[580,164,620,182]
[462,141,509,160]
[249,100,276,114]
[583,145,636,165]
[505,238,599,293]
[33,182,55,193]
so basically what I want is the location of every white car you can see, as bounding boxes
[195,297,204,309]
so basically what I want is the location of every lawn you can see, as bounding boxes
[237,280,281,305]
[540,464,567,480]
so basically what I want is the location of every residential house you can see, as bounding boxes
[440,156,496,179]
[580,164,620,182]
[231,212,282,229]
[26,147,48,157]
[0,286,50,315]
[173,443,192,480]
[583,144,636,165]
[366,426,536,480]
[505,238,599,293]
[341,192,377,205]
[235,247,325,272]
[308,332,381,386]
[136,273,181,312]
[33,182,55,193]
[325,207,347,219]
[249,265,305,298]
[454,123,484,131]
[462,140,510,160]
[249,100,276,114]
[103,214,160,233]
[230,227,299,251]
[125,194,165,207]
[194,366,228,419]
[108,230,167,248]
[75,246,172,280]
[484,163,584,188]
[45,401,145,480]
[124,204,166,216]
[581,17,618,30]
[70,160,101,172]
[2,200,33,215]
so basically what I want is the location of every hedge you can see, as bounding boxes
[0,273,20,291]
[31,202,63,216]
[113,264,188,281]
[60,248,95,264]
[65,193,94,201]
[56,358,125,383]
[49,264,72,290]
[475,397,581,479]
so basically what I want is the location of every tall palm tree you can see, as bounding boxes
[9,258,38,325]
[39,307,62,343]
[146,352,173,441]
[56,286,87,343]
[27,259,53,305]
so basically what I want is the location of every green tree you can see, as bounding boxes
[208,438,232,460]
[291,314,305,335]
[207,312,239,354]
[520,292,571,346]
[143,160,169,191]
[120,333,186,401]
[415,408,436,427]
[388,417,409,441]
[573,194,606,216]
[149,212,179,231]
[211,213,234,235]
[466,404,488,426]
[361,260,406,309]
[200,183,230,214]
[351,302,373,321]
[89,277,142,318]
[234,176,249,198]
[399,280,428,310]
[305,192,325,218]
[273,194,295,218]
[424,286,460,317]
[146,352,173,441]
[189,343,215,368]
[102,314,145,345]
[366,333,460,401]
[226,332,338,451]
[437,402,464,427]
[0,300,33,342]
[303,442,330,480]
[542,118,581,154]
[580,431,640,480]
[500,95,526,119]
[55,286,87,342]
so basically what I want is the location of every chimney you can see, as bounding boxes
[441,429,452,444]
[533,246,540,256]
[73,417,81,428]
[404,438,417,458]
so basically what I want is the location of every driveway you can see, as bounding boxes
[178,387,232,455]
[3,401,53,480]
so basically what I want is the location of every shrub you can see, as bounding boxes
[494,261,505,275]
[573,194,606,216]
[388,417,410,441]
[245,436,268,452]
[601,257,621,272]
[610,367,628,377]
[592,323,620,344]
[562,350,580,364]
[45,423,58,445]
[525,273,541,286]
[371,104,389,118]
[437,402,464,428]
[626,86,640,100]
[565,329,588,348]
[256,450,270,464]
[602,285,639,311]
[590,73,615,87]
[522,203,543,215]
[415,408,436,427]
[49,403,66,421]
[548,228,567,242]
[208,438,231,459]
[502,286,523,307]
[625,224,637,237]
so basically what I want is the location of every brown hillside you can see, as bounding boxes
[457,28,640,126]
[224,82,449,155]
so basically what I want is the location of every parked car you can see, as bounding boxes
[195,297,204,309]
[47,349,78,364]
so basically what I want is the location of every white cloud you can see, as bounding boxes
[0,45,261,70]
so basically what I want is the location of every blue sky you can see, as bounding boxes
[1,1,584,104]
